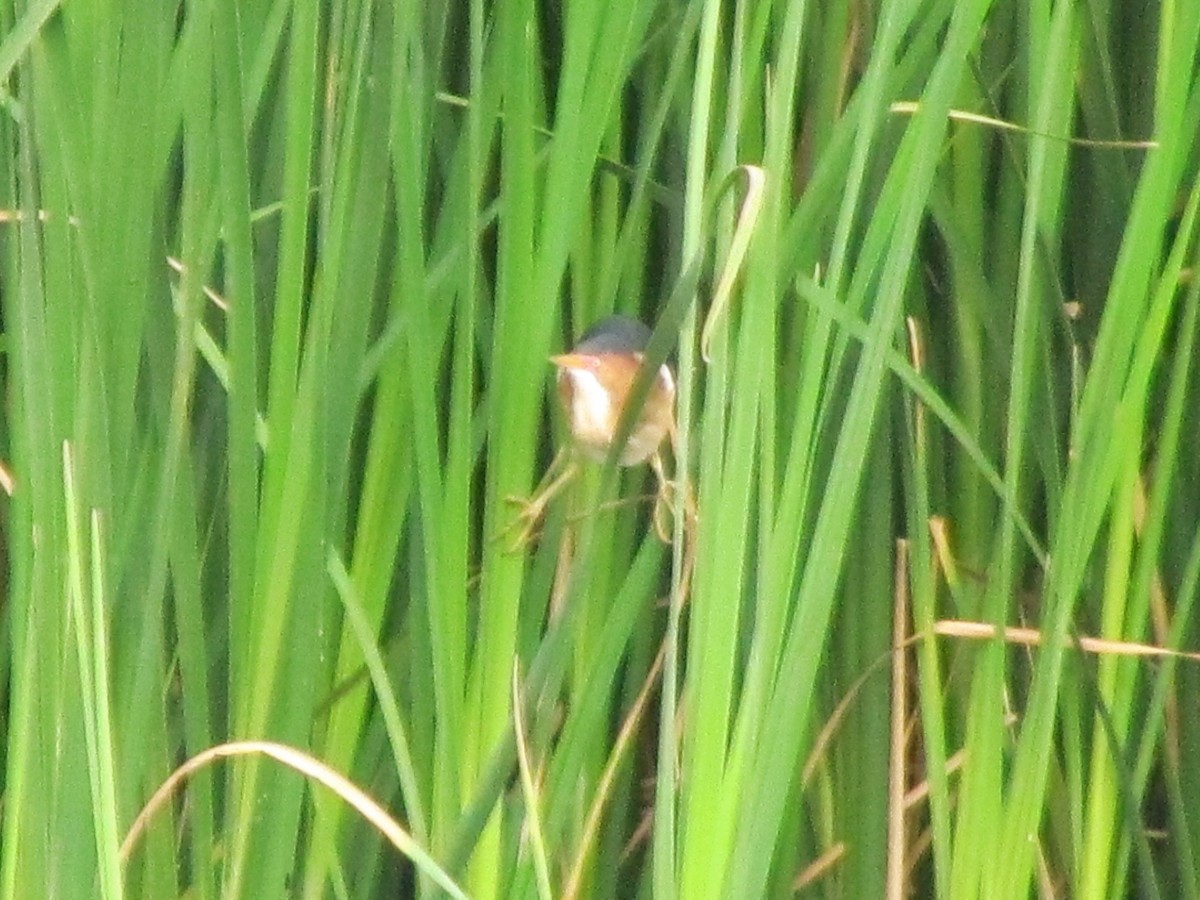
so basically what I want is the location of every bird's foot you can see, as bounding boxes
[499,454,576,552]
[502,492,550,551]
[649,454,697,544]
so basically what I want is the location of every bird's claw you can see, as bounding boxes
[497,453,577,553]
[500,493,549,552]
[649,454,696,544]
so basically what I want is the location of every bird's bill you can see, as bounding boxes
[548,353,596,370]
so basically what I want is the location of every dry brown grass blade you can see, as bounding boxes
[791,843,847,892]
[889,101,1158,149]
[932,619,1200,663]
[887,540,910,900]
[512,662,555,900]
[119,740,470,900]
[562,641,668,900]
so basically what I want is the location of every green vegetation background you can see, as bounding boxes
[1,0,1198,898]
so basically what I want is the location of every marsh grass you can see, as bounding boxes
[1,1,1199,898]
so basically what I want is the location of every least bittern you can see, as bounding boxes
[505,315,683,548]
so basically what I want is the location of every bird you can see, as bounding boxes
[503,315,681,548]
[550,315,676,466]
